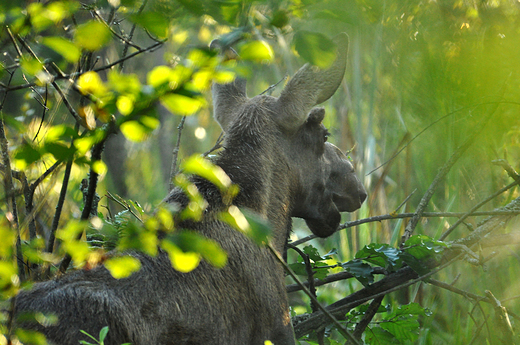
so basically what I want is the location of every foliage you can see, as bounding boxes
[1,0,520,344]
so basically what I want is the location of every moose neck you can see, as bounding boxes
[215,104,295,255]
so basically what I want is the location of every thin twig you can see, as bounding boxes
[47,124,78,254]
[291,208,520,247]
[267,244,361,345]
[439,179,520,240]
[401,104,501,246]
[1,40,166,92]
[169,116,186,191]
[119,0,148,71]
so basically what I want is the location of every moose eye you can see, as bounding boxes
[324,130,331,142]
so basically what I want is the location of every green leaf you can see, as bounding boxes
[341,259,374,286]
[20,56,43,77]
[117,221,158,257]
[404,235,447,260]
[42,36,81,63]
[241,209,271,245]
[74,21,112,51]
[99,326,109,343]
[104,256,141,279]
[365,327,400,345]
[292,31,337,69]
[43,142,75,161]
[239,41,274,63]
[130,11,169,38]
[302,245,324,262]
[355,243,403,271]
[270,10,289,28]
[14,142,42,169]
[15,329,48,345]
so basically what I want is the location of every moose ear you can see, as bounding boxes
[307,107,325,124]
[276,33,349,131]
[210,39,248,132]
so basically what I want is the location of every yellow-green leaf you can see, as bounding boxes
[147,65,172,88]
[20,56,43,77]
[74,21,111,51]
[77,71,107,96]
[116,95,135,115]
[181,155,232,191]
[120,117,159,142]
[239,41,274,63]
[104,256,141,279]
[42,36,81,63]
[160,94,204,116]
[161,240,200,273]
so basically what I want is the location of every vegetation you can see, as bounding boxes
[1,0,519,344]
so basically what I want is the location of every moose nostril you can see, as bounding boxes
[359,190,367,203]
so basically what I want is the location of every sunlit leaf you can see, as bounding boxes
[92,160,107,175]
[42,36,81,63]
[292,31,336,69]
[171,231,228,268]
[181,155,232,191]
[0,225,16,258]
[239,41,274,63]
[77,71,108,97]
[74,21,112,51]
[104,256,141,278]
[161,240,200,273]
[120,117,159,142]
[160,93,204,116]
[173,174,207,221]
[73,129,105,155]
[108,70,141,96]
[116,95,135,115]
[147,65,172,88]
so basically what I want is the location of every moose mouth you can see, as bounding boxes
[333,192,366,213]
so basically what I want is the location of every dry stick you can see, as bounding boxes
[15,34,84,125]
[291,209,520,247]
[169,116,186,191]
[439,179,520,240]
[0,61,25,282]
[401,103,500,246]
[350,295,384,343]
[288,244,325,345]
[119,0,149,72]
[286,268,387,293]
[59,130,113,273]
[266,244,361,345]
[47,124,79,254]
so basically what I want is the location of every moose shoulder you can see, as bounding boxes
[15,33,366,345]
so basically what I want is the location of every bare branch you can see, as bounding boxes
[169,116,186,191]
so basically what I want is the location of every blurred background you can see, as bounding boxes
[2,0,520,343]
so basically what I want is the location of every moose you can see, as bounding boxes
[14,33,367,344]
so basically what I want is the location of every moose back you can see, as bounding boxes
[15,33,367,345]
